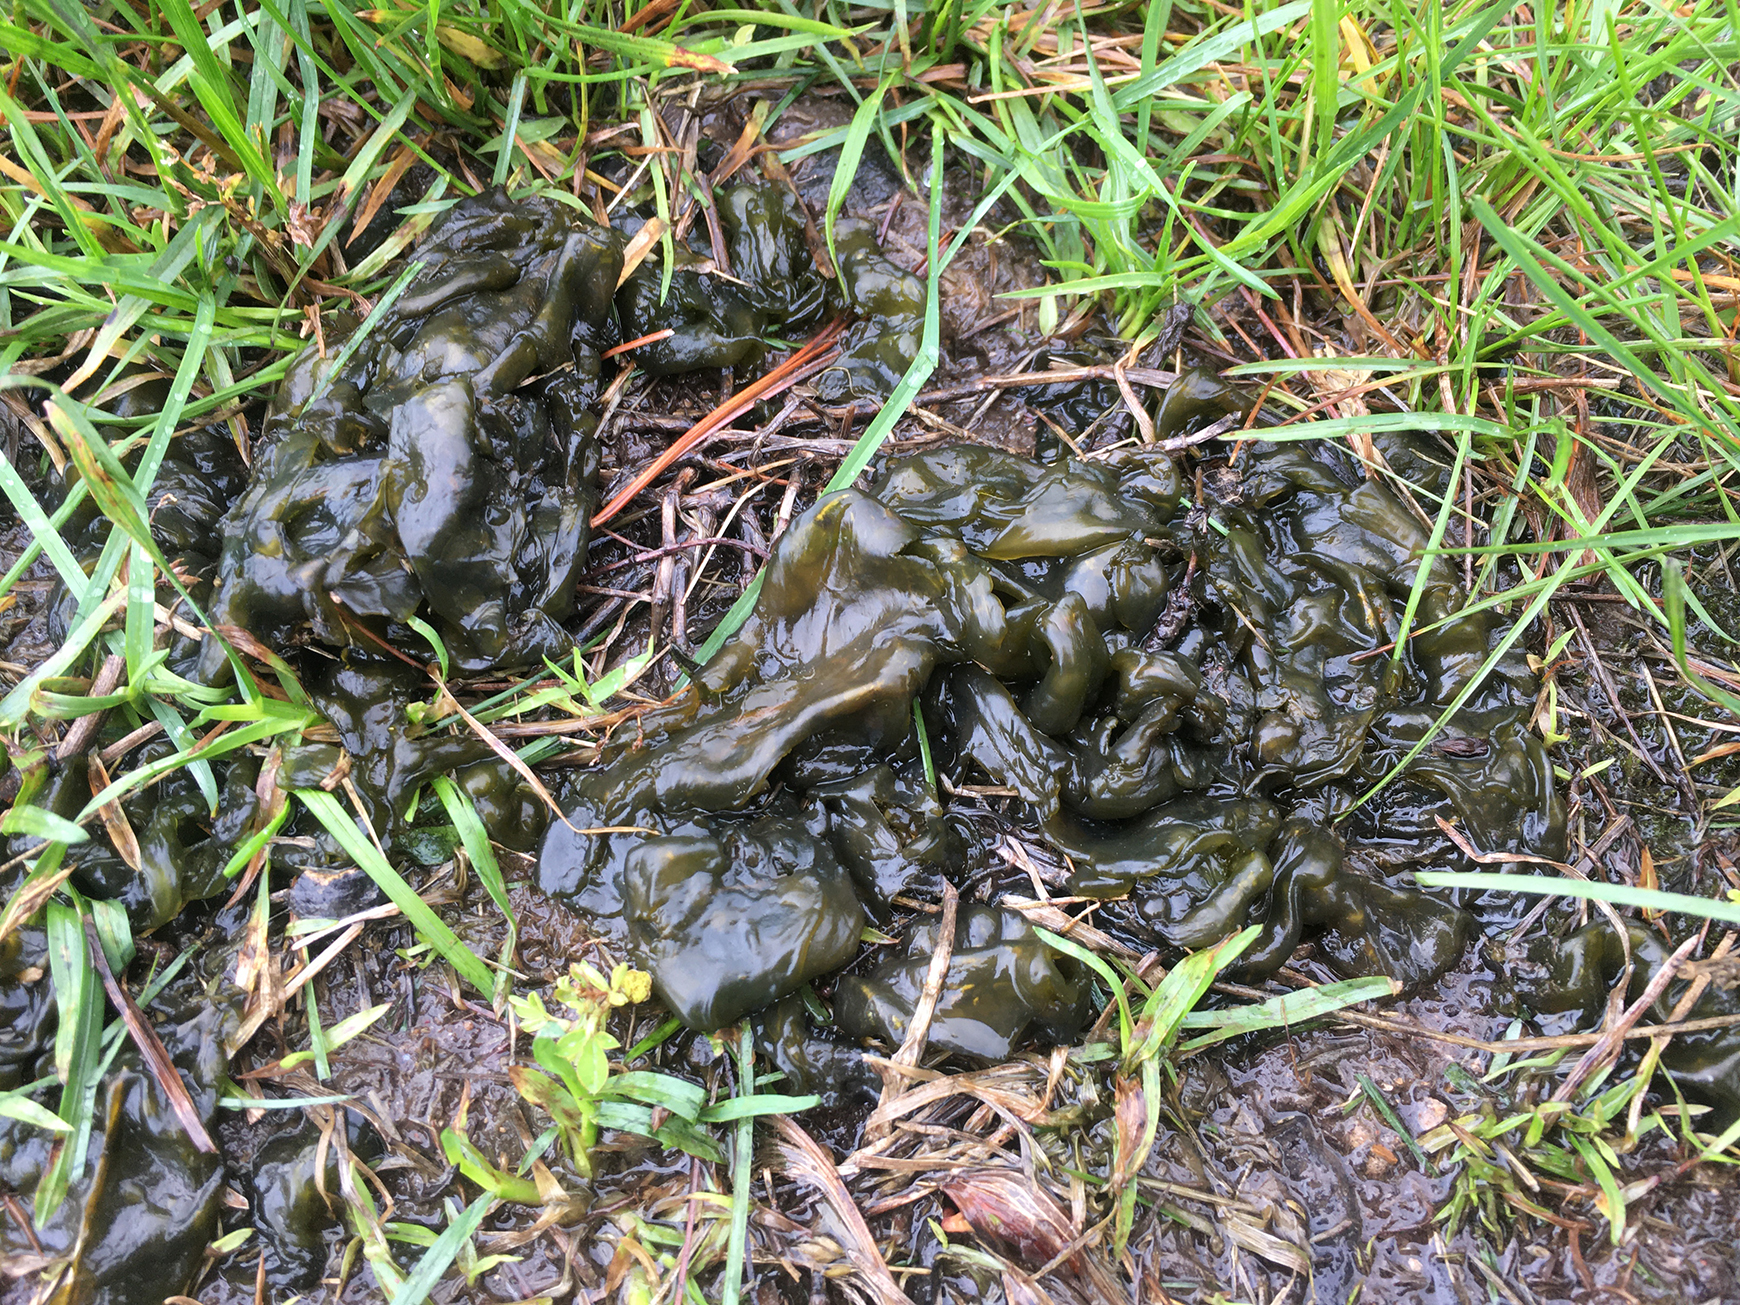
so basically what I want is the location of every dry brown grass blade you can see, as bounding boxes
[434,679,578,833]
[1433,816,1578,872]
[282,920,367,1000]
[348,140,422,245]
[770,1114,915,1305]
[82,916,217,1154]
[1111,362,1154,443]
[0,860,75,948]
[591,318,846,528]
[1108,1074,1146,1191]
[1001,896,1143,965]
[709,98,769,188]
[858,1062,1051,1140]
[85,751,140,872]
[870,880,958,1135]
[602,327,675,359]
[616,215,668,287]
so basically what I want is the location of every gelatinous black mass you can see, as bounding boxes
[198,189,623,678]
[15,172,1733,1305]
[538,432,1568,1058]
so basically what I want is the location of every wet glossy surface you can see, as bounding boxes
[1503,920,1740,1122]
[198,189,620,678]
[17,747,258,932]
[836,904,1093,1059]
[539,429,1565,1050]
[620,804,863,1030]
[0,936,243,1305]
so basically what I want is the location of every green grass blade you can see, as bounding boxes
[296,789,497,995]
[1414,871,1740,928]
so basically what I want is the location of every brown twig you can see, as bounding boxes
[83,917,217,1153]
[54,652,125,762]
[1565,602,1672,789]
[916,363,1180,408]
[1552,932,1701,1102]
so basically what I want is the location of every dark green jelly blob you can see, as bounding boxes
[811,763,956,909]
[0,922,54,1095]
[620,805,864,1031]
[752,995,880,1111]
[1247,820,1470,988]
[246,1115,379,1291]
[616,183,828,375]
[1153,366,1240,441]
[250,1127,342,1290]
[12,749,259,932]
[197,188,620,679]
[1047,795,1282,949]
[0,943,245,1305]
[298,651,547,850]
[834,905,1093,1060]
[613,198,922,402]
[1010,341,1128,436]
[539,428,1563,1053]
[811,218,925,404]
[1502,920,1740,1125]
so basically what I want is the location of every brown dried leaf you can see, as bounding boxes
[1108,1074,1145,1189]
[938,1168,1076,1267]
[857,1062,1049,1140]
[0,860,76,947]
[86,751,140,871]
[770,1115,914,1305]
[616,214,667,288]
[1000,1268,1055,1305]
[84,917,216,1154]
[348,141,421,246]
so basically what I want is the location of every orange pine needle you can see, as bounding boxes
[590,319,845,529]
[602,327,675,359]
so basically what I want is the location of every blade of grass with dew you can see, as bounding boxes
[1127,926,1260,1070]
[0,1079,71,1133]
[699,1092,821,1123]
[35,898,104,1224]
[822,74,892,264]
[1663,558,1740,718]
[431,778,516,1004]
[302,982,331,1080]
[1177,976,1400,1053]
[1389,431,1471,665]
[280,1003,391,1072]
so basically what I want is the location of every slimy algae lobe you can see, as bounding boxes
[195,184,927,685]
[197,189,622,678]
[536,433,1565,1058]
